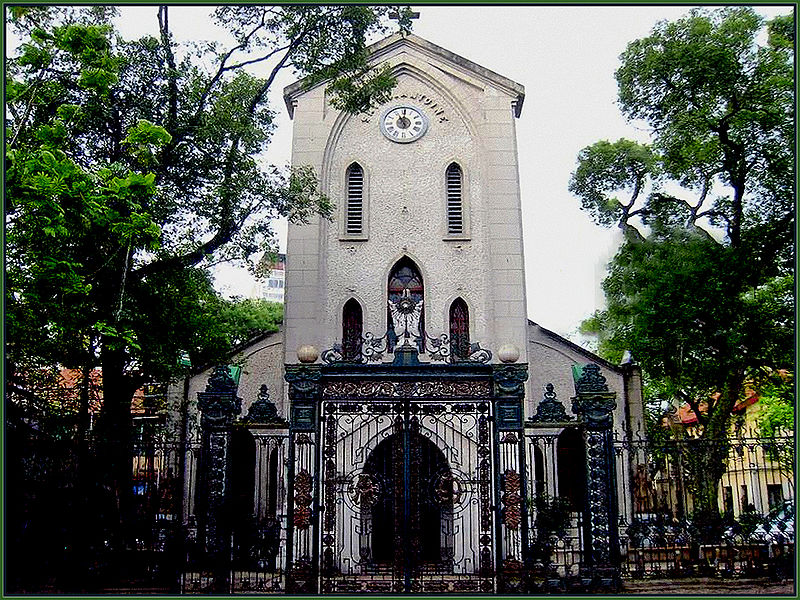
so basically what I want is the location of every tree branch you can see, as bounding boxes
[133,28,309,280]
[676,388,708,427]
[8,73,45,149]
[190,10,269,128]
[158,6,179,153]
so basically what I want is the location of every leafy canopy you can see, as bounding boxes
[6,5,410,426]
[572,8,794,515]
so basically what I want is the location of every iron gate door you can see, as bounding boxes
[319,398,496,593]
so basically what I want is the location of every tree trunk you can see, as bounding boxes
[686,376,741,542]
[97,339,139,552]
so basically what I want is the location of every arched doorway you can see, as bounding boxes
[557,428,586,511]
[362,430,454,566]
[230,427,257,567]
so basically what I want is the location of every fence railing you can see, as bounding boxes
[7,423,795,593]
[613,430,794,580]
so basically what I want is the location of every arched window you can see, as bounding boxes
[345,163,364,235]
[449,298,470,361]
[342,298,363,361]
[446,162,463,235]
[387,258,424,350]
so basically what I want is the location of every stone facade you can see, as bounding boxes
[283,33,528,364]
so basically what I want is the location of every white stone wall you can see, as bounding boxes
[168,332,287,443]
[526,321,641,437]
[284,36,528,365]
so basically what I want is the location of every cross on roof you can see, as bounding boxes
[388,8,420,34]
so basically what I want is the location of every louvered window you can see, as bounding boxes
[346,163,364,235]
[446,162,463,234]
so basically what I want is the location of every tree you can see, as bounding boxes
[6,4,412,556]
[568,138,660,239]
[573,7,794,527]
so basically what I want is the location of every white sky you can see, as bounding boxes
[38,5,795,344]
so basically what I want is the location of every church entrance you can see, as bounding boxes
[316,396,496,593]
[363,430,454,566]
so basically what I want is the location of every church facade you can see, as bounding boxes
[170,32,644,594]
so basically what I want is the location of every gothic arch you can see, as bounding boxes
[387,257,425,349]
[361,431,455,564]
[449,297,470,361]
[342,298,364,361]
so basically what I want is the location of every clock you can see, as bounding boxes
[380,106,428,143]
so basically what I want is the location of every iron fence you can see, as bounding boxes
[614,428,794,581]
[6,417,794,593]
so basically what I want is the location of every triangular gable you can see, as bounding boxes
[283,32,525,118]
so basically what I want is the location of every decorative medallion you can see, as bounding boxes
[349,473,381,508]
[293,470,313,529]
[501,469,522,529]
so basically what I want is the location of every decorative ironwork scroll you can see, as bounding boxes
[293,470,313,530]
[528,383,573,423]
[493,364,528,396]
[197,366,242,593]
[316,398,496,593]
[322,379,491,399]
[285,366,321,399]
[502,469,523,529]
[320,328,492,365]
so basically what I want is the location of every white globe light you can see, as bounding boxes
[296,345,319,363]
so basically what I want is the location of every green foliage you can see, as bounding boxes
[190,298,284,369]
[6,5,405,441]
[614,7,794,246]
[220,299,283,346]
[752,369,795,473]
[573,7,794,516]
[568,139,659,233]
[756,371,794,437]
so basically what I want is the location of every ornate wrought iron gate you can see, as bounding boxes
[284,361,529,594]
[318,397,495,593]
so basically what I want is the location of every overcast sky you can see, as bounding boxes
[92,5,794,344]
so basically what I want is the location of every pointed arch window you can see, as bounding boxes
[446,162,463,235]
[387,258,424,350]
[342,298,363,361]
[345,163,364,236]
[449,298,470,361]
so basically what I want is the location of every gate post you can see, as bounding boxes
[197,366,242,593]
[284,364,322,593]
[571,364,621,591]
[492,364,529,593]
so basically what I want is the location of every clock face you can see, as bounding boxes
[380,106,428,143]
